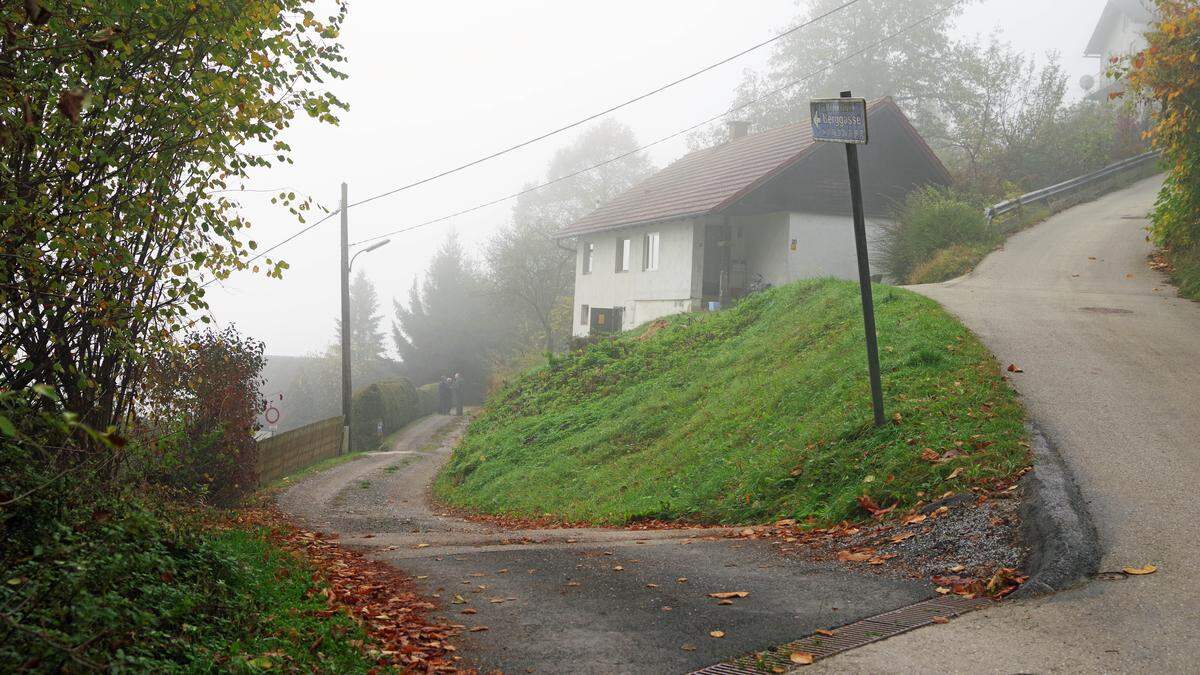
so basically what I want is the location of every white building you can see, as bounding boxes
[554,97,951,337]
[1084,0,1156,101]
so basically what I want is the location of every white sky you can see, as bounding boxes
[206,0,1110,357]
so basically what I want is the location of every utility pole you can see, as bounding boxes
[339,182,351,454]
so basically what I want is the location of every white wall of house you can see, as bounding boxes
[571,217,700,337]
[785,213,890,282]
[569,211,893,337]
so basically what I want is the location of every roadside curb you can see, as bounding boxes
[1012,422,1100,598]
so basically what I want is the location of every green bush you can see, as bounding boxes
[350,378,420,451]
[418,383,440,416]
[1,390,373,671]
[1167,247,1200,301]
[879,187,995,282]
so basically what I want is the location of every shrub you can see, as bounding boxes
[418,383,440,417]
[136,327,266,505]
[350,378,420,451]
[1124,1,1200,269]
[879,187,995,282]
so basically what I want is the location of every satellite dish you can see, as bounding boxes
[1080,74,1096,92]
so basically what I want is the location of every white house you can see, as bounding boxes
[1084,0,1156,101]
[554,97,951,337]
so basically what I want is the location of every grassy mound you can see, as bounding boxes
[434,279,1028,525]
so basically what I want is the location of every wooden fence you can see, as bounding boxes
[256,416,344,485]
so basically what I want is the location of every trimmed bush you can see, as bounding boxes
[417,383,440,417]
[350,378,420,451]
[879,187,995,283]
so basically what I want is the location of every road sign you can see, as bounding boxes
[812,91,885,427]
[810,97,869,145]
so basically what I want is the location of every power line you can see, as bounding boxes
[348,1,963,247]
[343,0,864,210]
[199,209,338,289]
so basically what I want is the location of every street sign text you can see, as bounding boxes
[810,98,869,145]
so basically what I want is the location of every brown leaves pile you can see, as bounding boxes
[233,509,462,672]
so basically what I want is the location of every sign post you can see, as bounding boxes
[810,91,886,427]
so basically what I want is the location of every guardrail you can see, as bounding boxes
[986,151,1161,226]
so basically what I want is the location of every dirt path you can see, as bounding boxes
[278,414,935,674]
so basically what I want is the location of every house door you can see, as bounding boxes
[590,307,623,335]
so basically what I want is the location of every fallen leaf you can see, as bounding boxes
[451,594,466,604]
[1122,564,1157,576]
[566,581,580,587]
[891,532,915,543]
[415,543,430,549]
[920,448,940,462]
[836,549,875,563]
[709,630,725,639]
[681,644,696,652]
[645,583,659,589]
[935,587,951,595]
[1007,364,1024,373]
[790,651,815,665]
[613,566,624,571]
[949,564,966,573]
[718,599,734,605]
[776,518,797,527]
[707,592,750,599]
[461,608,477,615]
[469,626,489,632]
[676,577,688,583]
[902,514,927,525]
[946,467,964,481]
[814,629,835,637]
[931,616,950,624]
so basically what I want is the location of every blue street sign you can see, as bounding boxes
[810,98,869,145]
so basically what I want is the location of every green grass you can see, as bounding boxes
[266,451,367,491]
[906,243,993,284]
[434,279,1028,525]
[1168,246,1200,300]
[0,501,375,672]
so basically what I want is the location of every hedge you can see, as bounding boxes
[417,383,440,417]
[350,378,420,451]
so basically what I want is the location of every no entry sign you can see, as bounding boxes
[810,97,869,145]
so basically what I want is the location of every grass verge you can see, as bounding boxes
[434,279,1028,525]
[1,499,375,672]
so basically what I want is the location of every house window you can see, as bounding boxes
[582,242,594,275]
[581,304,589,325]
[643,232,660,271]
[615,237,631,272]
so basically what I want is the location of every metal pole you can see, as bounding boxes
[339,182,352,454]
[841,91,886,427]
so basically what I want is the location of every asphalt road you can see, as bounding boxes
[278,414,932,674]
[812,175,1200,673]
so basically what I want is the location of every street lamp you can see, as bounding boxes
[350,238,391,271]
[339,180,390,454]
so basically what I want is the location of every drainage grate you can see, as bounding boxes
[691,595,993,674]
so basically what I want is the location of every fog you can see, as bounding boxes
[205,0,1106,358]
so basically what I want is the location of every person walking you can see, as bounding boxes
[437,376,451,415]
[451,372,464,416]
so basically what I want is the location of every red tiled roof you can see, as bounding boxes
[556,98,933,237]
